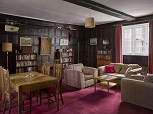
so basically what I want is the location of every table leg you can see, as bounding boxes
[94,78,96,92]
[107,81,109,93]
[18,92,22,114]
[56,83,59,111]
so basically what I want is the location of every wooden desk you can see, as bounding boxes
[10,72,59,114]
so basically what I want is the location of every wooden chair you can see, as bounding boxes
[40,63,64,110]
[3,69,32,114]
[0,66,5,112]
[51,63,64,105]
[42,62,51,75]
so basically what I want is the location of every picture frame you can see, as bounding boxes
[20,37,32,46]
[60,39,68,46]
[103,39,109,45]
[90,38,97,45]
[40,37,52,55]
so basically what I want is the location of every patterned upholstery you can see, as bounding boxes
[64,63,98,89]
[121,78,153,110]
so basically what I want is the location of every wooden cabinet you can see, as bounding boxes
[97,50,112,67]
[16,53,37,73]
[56,51,74,67]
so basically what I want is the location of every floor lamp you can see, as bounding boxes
[2,42,12,70]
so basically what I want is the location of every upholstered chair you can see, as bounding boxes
[64,63,98,89]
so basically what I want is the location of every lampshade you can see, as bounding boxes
[2,42,12,52]
[85,17,95,28]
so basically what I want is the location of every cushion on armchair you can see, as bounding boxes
[120,65,129,74]
[73,66,82,72]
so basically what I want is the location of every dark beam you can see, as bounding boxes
[63,0,136,21]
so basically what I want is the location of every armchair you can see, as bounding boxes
[64,63,98,89]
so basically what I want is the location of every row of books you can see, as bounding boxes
[97,50,112,54]
[97,55,111,60]
[60,57,72,63]
[16,61,37,67]
[61,52,73,57]
[16,67,37,73]
[16,54,36,60]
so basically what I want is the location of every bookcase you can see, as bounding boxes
[16,53,37,73]
[97,50,112,67]
[56,50,74,67]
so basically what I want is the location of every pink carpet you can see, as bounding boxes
[1,83,153,114]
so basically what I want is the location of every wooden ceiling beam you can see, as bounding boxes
[63,0,136,21]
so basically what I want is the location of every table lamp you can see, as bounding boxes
[2,42,12,69]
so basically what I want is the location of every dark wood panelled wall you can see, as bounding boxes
[0,14,80,73]
[0,14,149,74]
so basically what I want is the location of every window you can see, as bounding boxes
[122,23,149,56]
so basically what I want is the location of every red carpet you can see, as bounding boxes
[1,83,153,114]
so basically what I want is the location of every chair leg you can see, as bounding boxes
[60,91,64,105]
[8,101,12,114]
[3,99,7,114]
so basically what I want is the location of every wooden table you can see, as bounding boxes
[94,75,118,93]
[10,71,59,114]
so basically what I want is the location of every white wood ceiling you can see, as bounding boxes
[0,0,153,25]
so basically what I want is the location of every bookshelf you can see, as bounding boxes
[16,53,37,73]
[97,50,112,67]
[56,50,74,67]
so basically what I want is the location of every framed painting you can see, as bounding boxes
[90,38,97,45]
[103,39,109,45]
[20,37,32,46]
[40,37,52,55]
[60,39,68,46]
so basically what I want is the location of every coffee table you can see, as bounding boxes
[94,75,118,93]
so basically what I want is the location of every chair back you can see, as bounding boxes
[3,69,11,100]
[53,59,60,64]
[53,64,63,80]
[42,62,50,75]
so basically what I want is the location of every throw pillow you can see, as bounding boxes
[73,66,82,72]
[110,63,122,73]
[124,67,132,75]
[105,65,115,73]
[120,65,129,74]
[143,74,153,83]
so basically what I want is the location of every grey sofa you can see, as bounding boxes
[121,77,153,110]
[64,63,98,89]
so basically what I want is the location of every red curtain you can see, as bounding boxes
[115,25,122,63]
[149,20,153,73]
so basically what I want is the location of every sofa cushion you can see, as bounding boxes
[110,63,123,73]
[114,74,125,79]
[84,75,93,81]
[125,67,132,75]
[128,64,141,69]
[120,65,129,74]
[105,65,114,73]
[143,74,153,83]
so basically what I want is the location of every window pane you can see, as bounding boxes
[122,28,132,54]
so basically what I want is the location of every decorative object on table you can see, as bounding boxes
[103,39,109,45]
[39,37,51,55]
[90,38,97,45]
[20,37,32,46]
[26,67,33,78]
[60,39,68,46]
[85,7,95,28]
[2,42,12,69]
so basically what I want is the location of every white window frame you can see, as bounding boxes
[122,23,149,56]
